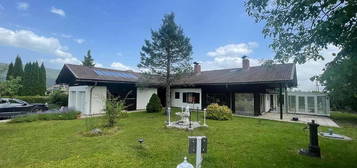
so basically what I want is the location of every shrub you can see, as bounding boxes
[8,110,80,123]
[206,103,232,120]
[105,98,124,127]
[146,94,162,113]
[5,96,49,104]
[48,90,68,106]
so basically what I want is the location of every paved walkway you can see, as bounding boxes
[236,112,339,127]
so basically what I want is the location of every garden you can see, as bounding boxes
[0,106,356,167]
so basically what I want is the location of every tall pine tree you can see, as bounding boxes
[6,62,14,80]
[82,50,95,67]
[21,63,31,96]
[12,56,23,79]
[138,13,193,114]
[33,62,41,95]
[39,63,47,95]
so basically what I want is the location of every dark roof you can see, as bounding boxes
[176,64,297,85]
[56,63,297,87]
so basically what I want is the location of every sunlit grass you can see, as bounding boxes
[0,111,356,167]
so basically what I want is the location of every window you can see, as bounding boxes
[288,96,296,113]
[298,96,305,112]
[317,96,327,114]
[0,99,7,104]
[183,92,200,104]
[307,96,315,113]
[175,92,180,99]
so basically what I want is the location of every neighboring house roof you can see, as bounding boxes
[56,63,297,87]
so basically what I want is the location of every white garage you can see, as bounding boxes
[68,86,107,115]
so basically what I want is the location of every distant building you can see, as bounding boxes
[46,84,68,94]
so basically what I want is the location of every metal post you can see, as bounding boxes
[196,137,203,168]
[168,107,171,126]
[189,110,192,129]
[203,109,207,127]
[279,84,283,120]
[196,107,199,122]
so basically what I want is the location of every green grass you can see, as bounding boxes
[0,111,356,168]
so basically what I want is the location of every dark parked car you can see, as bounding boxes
[0,98,48,119]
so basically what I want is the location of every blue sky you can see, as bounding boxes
[0,0,337,90]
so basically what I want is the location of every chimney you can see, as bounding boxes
[242,56,250,70]
[193,62,201,74]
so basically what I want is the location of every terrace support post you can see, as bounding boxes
[279,83,283,120]
[203,109,207,127]
[168,107,171,126]
[285,85,288,114]
[197,107,199,122]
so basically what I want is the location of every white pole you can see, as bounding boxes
[196,137,202,168]
[203,109,207,127]
[168,107,171,126]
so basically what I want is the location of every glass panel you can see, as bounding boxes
[288,96,296,113]
[94,70,138,79]
[206,93,228,106]
[317,96,327,114]
[298,96,305,112]
[182,92,200,104]
[307,96,315,113]
[235,93,254,116]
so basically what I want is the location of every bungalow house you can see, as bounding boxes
[56,57,298,117]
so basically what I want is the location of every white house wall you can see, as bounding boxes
[171,88,202,109]
[136,87,157,110]
[68,86,107,115]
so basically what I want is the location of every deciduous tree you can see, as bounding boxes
[246,0,357,111]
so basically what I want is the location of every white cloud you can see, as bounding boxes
[50,7,65,17]
[201,42,262,70]
[0,27,80,65]
[74,38,85,44]
[110,62,133,71]
[207,42,258,57]
[17,2,29,10]
[295,45,340,91]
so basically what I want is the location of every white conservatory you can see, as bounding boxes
[267,91,330,116]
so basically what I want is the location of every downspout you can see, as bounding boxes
[89,82,98,116]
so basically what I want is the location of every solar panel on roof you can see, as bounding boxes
[94,70,138,79]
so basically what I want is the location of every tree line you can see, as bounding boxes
[5,56,46,96]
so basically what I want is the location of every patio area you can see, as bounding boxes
[255,112,339,127]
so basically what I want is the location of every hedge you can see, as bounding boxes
[9,110,81,123]
[146,94,162,113]
[5,96,49,104]
[206,103,233,120]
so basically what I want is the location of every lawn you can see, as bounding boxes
[0,111,356,168]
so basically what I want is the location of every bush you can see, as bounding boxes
[9,110,80,123]
[5,96,49,104]
[48,90,68,106]
[206,103,232,120]
[146,94,162,113]
[105,98,124,127]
